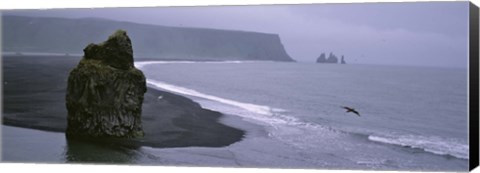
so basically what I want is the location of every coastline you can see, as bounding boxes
[2,55,246,148]
[2,55,470,171]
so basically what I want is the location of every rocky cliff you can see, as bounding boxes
[3,15,294,62]
[65,30,146,138]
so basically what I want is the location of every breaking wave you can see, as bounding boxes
[135,60,251,68]
[368,134,468,159]
[146,79,284,117]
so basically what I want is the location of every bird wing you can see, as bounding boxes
[341,106,361,116]
[352,110,360,116]
[342,106,351,113]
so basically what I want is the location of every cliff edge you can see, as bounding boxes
[3,15,294,62]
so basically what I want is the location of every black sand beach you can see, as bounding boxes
[2,55,245,148]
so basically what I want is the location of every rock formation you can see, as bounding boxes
[326,52,339,63]
[316,52,347,64]
[65,30,146,139]
[316,53,327,63]
[341,55,346,64]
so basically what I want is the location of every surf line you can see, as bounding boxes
[136,61,331,134]
[135,60,283,115]
[145,78,283,117]
[134,60,251,69]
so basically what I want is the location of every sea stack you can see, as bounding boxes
[65,30,146,139]
[341,55,347,64]
[326,52,339,63]
[317,52,340,64]
[316,53,327,63]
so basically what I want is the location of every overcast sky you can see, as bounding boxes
[3,2,470,67]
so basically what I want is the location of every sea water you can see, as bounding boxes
[2,61,469,171]
[137,61,469,170]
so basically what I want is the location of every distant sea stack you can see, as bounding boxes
[341,55,346,64]
[65,30,147,139]
[316,52,347,64]
[326,52,339,63]
[3,15,294,62]
[316,53,327,63]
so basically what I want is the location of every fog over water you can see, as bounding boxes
[3,2,469,67]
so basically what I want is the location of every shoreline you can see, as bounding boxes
[2,55,470,171]
[2,55,247,149]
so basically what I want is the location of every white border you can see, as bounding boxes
[0,0,478,173]
[0,0,473,10]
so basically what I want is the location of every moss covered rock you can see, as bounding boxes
[66,30,146,139]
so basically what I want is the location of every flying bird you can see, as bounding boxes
[341,106,360,117]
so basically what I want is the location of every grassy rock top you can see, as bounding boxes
[83,30,134,70]
[66,30,146,139]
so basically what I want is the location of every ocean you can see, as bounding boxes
[2,61,469,171]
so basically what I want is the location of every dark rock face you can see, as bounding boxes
[341,55,347,64]
[316,53,327,63]
[317,52,347,64]
[66,30,146,138]
[326,52,339,63]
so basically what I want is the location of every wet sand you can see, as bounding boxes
[2,55,245,148]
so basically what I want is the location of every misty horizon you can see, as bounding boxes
[2,2,470,68]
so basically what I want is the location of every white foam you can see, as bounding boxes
[146,79,285,118]
[135,61,195,68]
[137,61,338,135]
[134,60,252,69]
[136,60,306,128]
[368,135,469,159]
[145,78,343,151]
